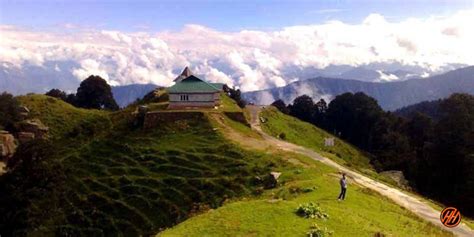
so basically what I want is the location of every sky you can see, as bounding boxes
[1,0,472,31]
[1,0,474,91]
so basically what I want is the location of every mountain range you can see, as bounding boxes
[1,61,473,110]
[242,66,474,111]
[111,84,158,108]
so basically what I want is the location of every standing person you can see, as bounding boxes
[338,173,347,201]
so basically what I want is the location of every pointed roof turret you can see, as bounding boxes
[174,66,193,82]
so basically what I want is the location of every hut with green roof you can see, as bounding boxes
[168,67,222,109]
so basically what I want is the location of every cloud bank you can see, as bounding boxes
[1,9,473,91]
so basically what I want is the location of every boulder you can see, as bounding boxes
[0,130,17,158]
[263,171,282,189]
[19,106,30,113]
[19,106,30,119]
[17,132,35,143]
[17,119,49,139]
[380,170,410,190]
[138,105,149,115]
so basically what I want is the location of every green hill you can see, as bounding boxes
[160,153,450,236]
[0,96,454,236]
[158,109,452,236]
[1,95,277,236]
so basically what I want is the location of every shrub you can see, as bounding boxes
[289,186,316,194]
[307,223,333,237]
[0,92,21,131]
[278,132,286,140]
[302,186,317,193]
[296,202,329,219]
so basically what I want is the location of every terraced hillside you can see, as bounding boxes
[0,95,278,236]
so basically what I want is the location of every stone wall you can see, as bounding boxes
[224,112,250,127]
[168,101,216,109]
[143,111,205,129]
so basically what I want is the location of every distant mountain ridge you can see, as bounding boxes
[394,100,442,120]
[243,66,474,111]
[111,84,158,108]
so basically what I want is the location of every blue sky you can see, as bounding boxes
[1,0,473,31]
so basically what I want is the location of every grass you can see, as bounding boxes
[10,95,457,236]
[259,106,474,228]
[218,93,242,112]
[259,106,399,186]
[16,94,110,138]
[12,94,278,236]
[160,152,452,237]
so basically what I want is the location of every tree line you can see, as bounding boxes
[272,92,474,216]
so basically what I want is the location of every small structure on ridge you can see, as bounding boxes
[168,67,224,109]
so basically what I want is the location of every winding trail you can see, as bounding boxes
[244,105,473,237]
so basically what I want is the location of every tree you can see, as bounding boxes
[45,89,67,101]
[66,93,77,105]
[313,99,328,127]
[289,95,315,123]
[369,113,414,171]
[428,93,474,215]
[75,75,119,110]
[271,99,289,114]
[227,86,246,108]
[325,92,384,150]
[0,92,21,131]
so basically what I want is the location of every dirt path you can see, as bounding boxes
[244,105,473,237]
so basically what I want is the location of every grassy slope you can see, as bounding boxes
[258,106,474,227]
[14,95,277,236]
[17,94,110,138]
[160,152,451,236]
[259,106,399,185]
[160,108,451,237]
[13,96,457,236]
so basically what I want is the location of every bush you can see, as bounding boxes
[0,92,21,131]
[296,202,329,219]
[278,132,286,140]
[307,223,333,237]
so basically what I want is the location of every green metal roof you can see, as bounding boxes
[168,75,220,93]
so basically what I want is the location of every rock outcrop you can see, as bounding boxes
[18,106,30,120]
[0,130,17,159]
[17,132,36,143]
[16,119,49,139]
[263,171,282,189]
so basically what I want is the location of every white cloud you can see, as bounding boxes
[377,70,399,82]
[0,9,473,91]
[72,59,111,84]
